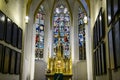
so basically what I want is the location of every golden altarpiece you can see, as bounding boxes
[46,31,72,80]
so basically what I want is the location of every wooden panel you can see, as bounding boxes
[0,11,6,40]
[15,52,21,74]
[17,28,22,49]
[12,23,18,47]
[0,44,4,72]
[3,47,11,73]
[9,50,16,74]
[108,28,115,69]
[113,20,120,68]
[5,17,12,44]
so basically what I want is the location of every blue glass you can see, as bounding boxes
[35,7,45,59]
[53,5,70,57]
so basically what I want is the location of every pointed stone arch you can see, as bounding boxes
[50,0,73,28]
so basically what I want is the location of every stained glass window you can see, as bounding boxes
[78,8,86,60]
[35,5,45,60]
[53,4,70,58]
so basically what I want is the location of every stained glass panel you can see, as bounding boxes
[53,4,70,58]
[35,5,45,60]
[78,8,86,60]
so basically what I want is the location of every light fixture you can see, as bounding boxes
[7,18,11,22]
[108,15,111,21]
[25,16,29,23]
[0,16,5,22]
[83,15,88,24]
[99,15,102,21]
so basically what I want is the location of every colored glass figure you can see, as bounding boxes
[78,7,86,60]
[35,5,45,60]
[53,4,70,58]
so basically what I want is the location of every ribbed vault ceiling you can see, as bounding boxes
[26,0,90,17]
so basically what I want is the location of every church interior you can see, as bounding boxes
[0,0,120,80]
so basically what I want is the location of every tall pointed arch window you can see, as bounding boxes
[53,4,70,58]
[35,5,45,60]
[78,7,86,60]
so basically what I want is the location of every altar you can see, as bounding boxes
[46,73,72,80]
[46,31,72,80]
